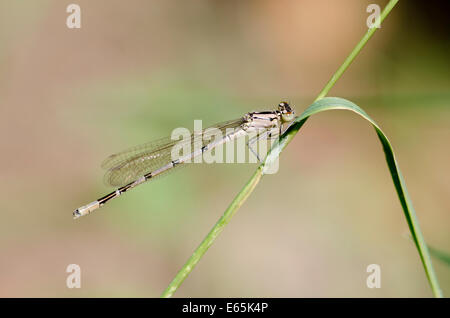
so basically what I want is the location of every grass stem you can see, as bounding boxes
[160,0,443,298]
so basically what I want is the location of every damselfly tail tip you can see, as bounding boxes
[73,209,82,219]
[73,200,100,219]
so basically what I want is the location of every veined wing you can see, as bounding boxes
[102,118,245,187]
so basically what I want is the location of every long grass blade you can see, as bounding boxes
[270,97,442,297]
[161,0,433,298]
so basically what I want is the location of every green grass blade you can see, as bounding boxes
[429,246,450,267]
[160,167,263,298]
[316,0,399,100]
[268,97,442,297]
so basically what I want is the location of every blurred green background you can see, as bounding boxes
[0,0,449,297]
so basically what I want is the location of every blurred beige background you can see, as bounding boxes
[0,0,449,297]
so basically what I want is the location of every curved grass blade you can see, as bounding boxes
[162,0,436,298]
[265,97,442,297]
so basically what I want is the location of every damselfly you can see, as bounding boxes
[73,102,295,219]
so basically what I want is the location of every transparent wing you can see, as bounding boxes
[102,118,245,187]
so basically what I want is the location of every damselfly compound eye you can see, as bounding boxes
[278,102,292,113]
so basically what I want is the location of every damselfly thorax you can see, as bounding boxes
[73,102,295,218]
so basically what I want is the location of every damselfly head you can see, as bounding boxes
[278,101,294,122]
